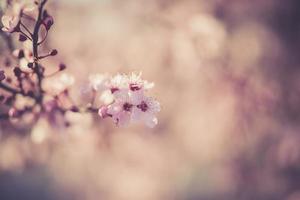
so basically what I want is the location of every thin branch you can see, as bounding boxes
[32,0,48,105]
[0,82,20,94]
[19,30,33,41]
[20,22,33,36]
[22,13,36,22]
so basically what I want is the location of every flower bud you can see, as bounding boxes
[50,49,58,56]
[13,67,22,77]
[27,62,34,68]
[59,63,66,71]
[42,10,54,30]
[19,34,27,42]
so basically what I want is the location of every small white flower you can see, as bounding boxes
[132,96,160,128]
[105,74,128,93]
[128,72,154,91]
[1,15,20,33]
[88,73,108,91]
[49,73,75,94]
[99,89,114,105]
[1,1,36,33]
[106,90,134,127]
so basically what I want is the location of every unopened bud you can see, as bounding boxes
[59,63,66,71]
[19,34,27,42]
[50,49,58,56]
[27,62,34,68]
[13,67,22,77]
[42,11,54,30]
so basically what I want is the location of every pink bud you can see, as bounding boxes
[19,34,27,42]
[98,106,110,118]
[59,63,66,71]
[50,49,58,56]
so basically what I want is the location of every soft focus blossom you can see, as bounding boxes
[88,73,108,91]
[1,1,36,33]
[48,73,75,94]
[1,15,20,33]
[132,96,160,128]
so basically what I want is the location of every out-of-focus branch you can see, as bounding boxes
[0,82,20,94]
[32,0,48,105]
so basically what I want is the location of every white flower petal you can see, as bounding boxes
[145,115,158,128]
[131,107,144,122]
[1,16,11,27]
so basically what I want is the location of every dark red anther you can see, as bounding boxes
[137,101,148,112]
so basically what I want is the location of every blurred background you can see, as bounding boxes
[1,0,300,199]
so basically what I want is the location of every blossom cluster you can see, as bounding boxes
[0,0,160,130]
[94,73,160,127]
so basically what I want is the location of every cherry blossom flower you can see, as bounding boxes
[88,73,108,91]
[1,1,35,33]
[47,73,75,94]
[1,14,20,33]
[42,10,54,30]
[132,96,160,128]
[106,90,135,127]
[127,72,154,91]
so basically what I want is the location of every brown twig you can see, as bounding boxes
[32,0,48,105]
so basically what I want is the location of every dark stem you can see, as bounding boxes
[0,113,9,120]
[0,82,20,94]
[19,30,32,41]
[32,0,48,105]
[0,82,38,100]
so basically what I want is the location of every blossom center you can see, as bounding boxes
[110,87,119,93]
[129,83,141,91]
[137,101,148,112]
[123,102,133,112]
